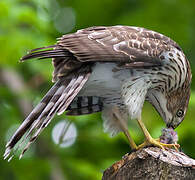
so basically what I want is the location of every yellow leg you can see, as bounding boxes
[112,107,138,150]
[137,118,179,150]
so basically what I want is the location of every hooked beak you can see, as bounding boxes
[166,121,175,129]
[166,120,181,129]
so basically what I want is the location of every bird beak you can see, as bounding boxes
[166,122,175,129]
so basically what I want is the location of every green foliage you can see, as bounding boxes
[0,0,195,179]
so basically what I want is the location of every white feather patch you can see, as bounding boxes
[102,106,128,137]
[122,77,151,119]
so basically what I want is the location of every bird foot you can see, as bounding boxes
[137,138,180,151]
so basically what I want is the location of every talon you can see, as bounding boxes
[136,118,180,151]
[137,137,180,151]
[172,143,180,151]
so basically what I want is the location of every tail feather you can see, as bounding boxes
[4,66,91,160]
[5,79,62,150]
[57,75,88,115]
[19,71,90,158]
[66,96,103,116]
[19,81,69,144]
[3,79,66,160]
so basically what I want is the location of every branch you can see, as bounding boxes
[102,147,195,180]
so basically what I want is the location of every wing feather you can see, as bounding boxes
[57,25,181,66]
[20,25,181,83]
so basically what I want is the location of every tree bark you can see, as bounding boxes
[102,147,195,180]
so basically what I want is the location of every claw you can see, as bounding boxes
[157,138,180,151]
[137,137,180,151]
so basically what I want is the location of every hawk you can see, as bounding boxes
[4,26,191,160]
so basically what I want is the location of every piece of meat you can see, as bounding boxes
[160,127,178,144]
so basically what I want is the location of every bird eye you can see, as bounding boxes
[176,109,184,117]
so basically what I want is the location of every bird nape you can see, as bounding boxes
[4,25,191,161]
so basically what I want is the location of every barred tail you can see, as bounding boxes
[66,96,103,115]
[4,66,91,160]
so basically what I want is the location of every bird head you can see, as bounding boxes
[148,81,191,130]
[165,86,191,129]
[149,53,192,129]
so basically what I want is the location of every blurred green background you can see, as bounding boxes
[0,0,195,179]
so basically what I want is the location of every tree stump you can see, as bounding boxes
[102,147,195,180]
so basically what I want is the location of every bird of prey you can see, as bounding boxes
[4,26,191,160]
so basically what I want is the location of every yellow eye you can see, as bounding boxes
[176,109,184,117]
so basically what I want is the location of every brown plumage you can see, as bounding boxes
[4,26,191,160]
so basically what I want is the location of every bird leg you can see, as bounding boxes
[137,118,180,150]
[112,107,138,150]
